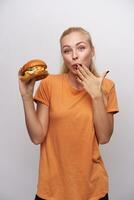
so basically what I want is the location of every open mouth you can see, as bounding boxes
[72,63,82,69]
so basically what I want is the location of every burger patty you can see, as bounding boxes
[23,66,45,77]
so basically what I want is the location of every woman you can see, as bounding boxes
[19,27,119,200]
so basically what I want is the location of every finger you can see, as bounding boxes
[82,65,94,77]
[77,65,88,78]
[26,77,36,85]
[18,67,22,76]
[75,76,83,85]
[31,78,36,84]
[76,68,85,80]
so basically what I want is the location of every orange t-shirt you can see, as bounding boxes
[34,73,119,200]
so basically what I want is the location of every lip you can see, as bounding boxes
[71,63,82,68]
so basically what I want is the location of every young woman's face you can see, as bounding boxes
[61,31,94,75]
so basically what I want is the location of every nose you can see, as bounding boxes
[72,50,78,60]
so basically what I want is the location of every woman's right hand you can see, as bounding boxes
[18,69,36,99]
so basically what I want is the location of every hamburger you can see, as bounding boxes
[20,59,49,81]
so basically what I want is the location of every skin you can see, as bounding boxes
[18,31,114,144]
[61,31,114,144]
[61,32,95,90]
[18,72,49,144]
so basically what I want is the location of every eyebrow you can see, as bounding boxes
[62,41,87,49]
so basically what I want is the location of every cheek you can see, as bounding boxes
[82,52,92,64]
[62,55,71,64]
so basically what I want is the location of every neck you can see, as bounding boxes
[67,72,83,90]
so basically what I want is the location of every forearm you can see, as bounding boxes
[22,96,45,144]
[92,93,113,144]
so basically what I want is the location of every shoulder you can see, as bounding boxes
[102,78,116,93]
[40,73,65,87]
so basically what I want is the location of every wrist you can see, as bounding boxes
[21,94,33,101]
[91,92,103,100]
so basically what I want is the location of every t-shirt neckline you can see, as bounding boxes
[64,73,85,94]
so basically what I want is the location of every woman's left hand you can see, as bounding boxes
[76,64,109,99]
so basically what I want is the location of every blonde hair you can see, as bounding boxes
[60,27,99,77]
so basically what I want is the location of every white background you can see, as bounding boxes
[0,0,134,199]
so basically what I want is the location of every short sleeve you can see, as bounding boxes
[34,78,50,106]
[106,84,119,114]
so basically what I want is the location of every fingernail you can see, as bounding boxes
[106,70,110,74]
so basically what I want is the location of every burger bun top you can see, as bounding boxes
[21,59,47,74]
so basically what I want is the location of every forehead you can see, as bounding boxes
[61,31,89,47]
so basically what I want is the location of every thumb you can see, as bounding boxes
[29,78,36,86]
